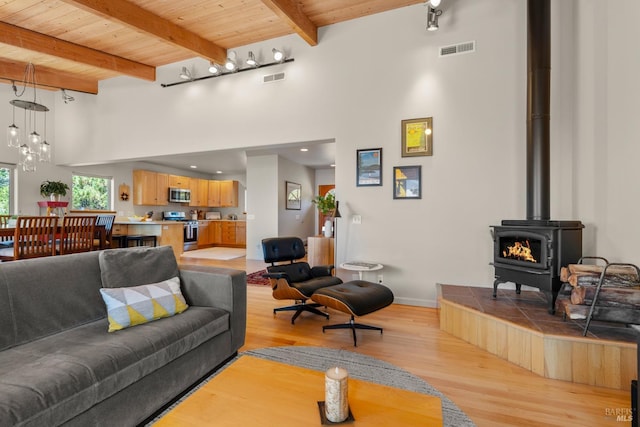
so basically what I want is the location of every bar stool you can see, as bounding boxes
[124,235,143,247]
[140,235,157,247]
[110,235,127,248]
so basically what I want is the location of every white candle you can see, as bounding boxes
[325,366,349,422]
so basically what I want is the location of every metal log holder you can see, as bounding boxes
[581,258,640,336]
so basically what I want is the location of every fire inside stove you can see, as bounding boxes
[499,237,541,264]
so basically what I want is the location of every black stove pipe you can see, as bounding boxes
[526,0,551,221]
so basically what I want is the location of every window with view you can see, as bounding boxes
[72,173,113,210]
[0,164,14,214]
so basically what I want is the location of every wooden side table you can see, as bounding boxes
[307,236,334,267]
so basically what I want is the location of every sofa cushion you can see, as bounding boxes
[0,251,105,352]
[99,246,179,288]
[0,306,229,427]
[99,277,189,332]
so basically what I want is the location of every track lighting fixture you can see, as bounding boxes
[162,47,294,88]
[246,51,259,68]
[427,7,443,31]
[272,48,284,62]
[179,66,192,80]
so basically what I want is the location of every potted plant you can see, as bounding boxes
[312,192,336,237]
[311,192,336,216]
[40,180,70,201]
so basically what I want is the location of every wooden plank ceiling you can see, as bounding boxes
[0,0,422,94]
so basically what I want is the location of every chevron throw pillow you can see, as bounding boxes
[99,276,189,332]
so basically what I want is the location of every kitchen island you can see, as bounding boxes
[113,220,184,259]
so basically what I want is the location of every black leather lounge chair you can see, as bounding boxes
[262,236,343,324]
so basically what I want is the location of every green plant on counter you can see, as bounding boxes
[311,192,336,215]
[40,180,70,198]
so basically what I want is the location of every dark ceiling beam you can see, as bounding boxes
[64,0,228,64]
[260,0,318,46]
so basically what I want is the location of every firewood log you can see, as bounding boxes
[570,286,640,308]
[568,264,640,277]
[568,274,640,288]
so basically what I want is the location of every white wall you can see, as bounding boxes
[277,156,315,240]
[246,155,278,259]
[573,0,640,262]
[4,1,638,307]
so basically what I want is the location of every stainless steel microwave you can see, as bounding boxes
[169,187,191,203]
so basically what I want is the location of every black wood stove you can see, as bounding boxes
[491,220,582,314]
[490,0,583,314]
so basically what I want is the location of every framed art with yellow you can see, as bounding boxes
[401,117,433,157]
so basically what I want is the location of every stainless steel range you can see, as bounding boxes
[163,211,198,251]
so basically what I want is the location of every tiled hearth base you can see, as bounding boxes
[438,284,636,390]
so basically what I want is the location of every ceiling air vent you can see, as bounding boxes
[439,41,476,57]
[263,72,285,84]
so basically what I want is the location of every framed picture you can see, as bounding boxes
[356,148,382,186]
[285,181,301,210]
[401,117,433,157]
[393,166,422,199]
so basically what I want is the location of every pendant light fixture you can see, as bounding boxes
[7,63,50,172]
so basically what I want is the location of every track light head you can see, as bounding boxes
[427,7,442,31]
[225,51,238,71]
[61,89,74,104]
[246,51,259,67]
[272,48,284,62]
[208,62,222,74]
[179,66,192,80]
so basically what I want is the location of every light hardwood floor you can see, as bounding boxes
[178,255,631,427]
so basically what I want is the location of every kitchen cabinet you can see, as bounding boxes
[189,178,209,207]
[207,180,221,207]
[209,221,222,245]
[197,220,211,247]
[206,220,245,247]
[235,221,246,245]
[220,221,236,245]
[219,180,239,207]
[133,170,168,206]
[169,175,190,188]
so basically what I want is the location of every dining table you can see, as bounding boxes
[0,223,108,250]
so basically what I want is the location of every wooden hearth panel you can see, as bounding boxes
[438,284,636,390]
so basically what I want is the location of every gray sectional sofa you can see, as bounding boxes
[0,245,246,427]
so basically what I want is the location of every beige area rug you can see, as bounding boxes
[180,247,246,260]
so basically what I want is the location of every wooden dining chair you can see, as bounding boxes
[0,215,10,227]
[93,214,115,250]
[0,215,14,248]
[0,216,58,261]
[58,215,97,255]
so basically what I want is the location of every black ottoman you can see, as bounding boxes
[311,280,394,346]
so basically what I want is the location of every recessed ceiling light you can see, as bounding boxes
[190,165,197,169]
[216,170,223,174]
[330,164,336,168]
[300,148,308,152]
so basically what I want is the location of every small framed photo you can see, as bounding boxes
[285,181,301,210]
[393,166,422,199]
[401,117,433,157]
[356,148,382,187]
